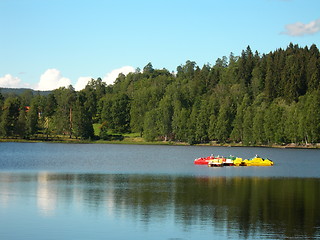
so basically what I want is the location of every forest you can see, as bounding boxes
[1,43,320,145]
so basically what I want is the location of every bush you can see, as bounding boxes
[99,125,124,141]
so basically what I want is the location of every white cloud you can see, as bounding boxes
[282,18,320,36]
[0,74,26,88]
[73,66,135,91]
[2,66,136,92]
[74,76,92,91]
[36,69,71,91]
[102,66,135,85]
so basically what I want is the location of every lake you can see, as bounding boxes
[0,142,319,239]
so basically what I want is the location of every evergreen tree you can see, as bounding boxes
[26,101,39,137]
[252,104,266,144]
[16,107,27,138]
[172,101,189,142]
[230,94,251,142]
[1,43,320,145]
[187,103,199,144]
[0,97,20,137]
[264,54,276,101]
[242,106,253,145]
[83,83,98,121]
[207,95,220,141]
[195,99,209,143]
[73,92,94,139]
[282,55,306,102]
[215,101,232,143]
[20,90,33,107]
[100,96,113,130]
[111,93,131,133]
[208,114,217,141]
[101,93,131,133]
[251,61,265,97]
[306,56,320,91]
[238,45,255,88]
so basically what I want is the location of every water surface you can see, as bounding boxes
[0,143,319,239]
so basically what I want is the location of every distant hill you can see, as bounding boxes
[0,88,52,96]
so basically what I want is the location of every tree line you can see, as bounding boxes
[1,43,320,145]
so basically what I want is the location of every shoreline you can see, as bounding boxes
[1,137,319,149]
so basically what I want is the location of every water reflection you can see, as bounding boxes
[37,172,57,216]
[0,173,319,239]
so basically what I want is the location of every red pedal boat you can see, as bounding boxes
[194,155,215,165]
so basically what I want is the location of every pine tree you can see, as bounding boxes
[215,101,232,143]
[111,93,131,133]
[264,54,276,101]
[230,94,251,142]
[0,97,20,137]
[73,92,94,140]
[195,99,209,143]
[16,107,27,138]
[187,103,199,144]
[171,101,189,142]
[242,106,253,145]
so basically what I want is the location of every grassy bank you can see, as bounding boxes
[1,135,320,149]
[0,124,318,148]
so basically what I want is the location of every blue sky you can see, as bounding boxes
[1,0,320,90]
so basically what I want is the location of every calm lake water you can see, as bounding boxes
[0,142,319,240]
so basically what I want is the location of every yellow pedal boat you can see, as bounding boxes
[233,155,274,166]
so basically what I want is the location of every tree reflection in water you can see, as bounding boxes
[0,173,319,239]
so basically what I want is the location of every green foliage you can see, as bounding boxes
[143,109,159,142]
[101,93,130,133]
[1,43,320,145]
[215,102,233,143]
[195,100,209,143]
[26,102,39,136]
[230,94,251,142]
[157,95,173,141]
[99,124,109,140]
[99,124,124,141]
[16,107,27,138]
[252,104,266,144]
[0,97,20,137]
[72,91,94,139]
[52,86,76,138]
[172,102,189,142]
[302,91,320,143]
[242,106,253,145]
